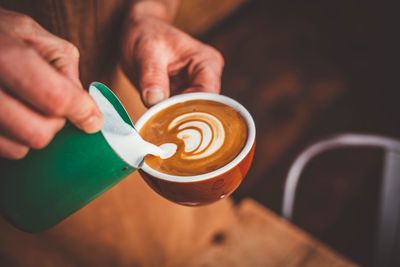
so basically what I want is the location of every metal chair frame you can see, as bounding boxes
[282,134,400,267]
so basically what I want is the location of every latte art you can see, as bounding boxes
[168,112,225,160]
[140,100,247,176]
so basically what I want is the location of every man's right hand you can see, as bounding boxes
[0,8,102,160]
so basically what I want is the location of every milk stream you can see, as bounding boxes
[89,86,176,168]
[141,140,177,159]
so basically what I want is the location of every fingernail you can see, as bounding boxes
[144,89,165,107]
[79,114,103,134]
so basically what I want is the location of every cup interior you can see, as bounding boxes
[135,93,256,183]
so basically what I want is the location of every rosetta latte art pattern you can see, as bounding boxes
[168,112,225,160]
[140,99,247,176]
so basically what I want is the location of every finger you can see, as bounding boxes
[184,66,221,94]
[10,14,82,87]
[185,50,224,94]
[137,54,170,107]
[35,38,82,87]
[0,88,66,149]
[0,42,102,133]
[46,41,82,87]
[0,134,29,160]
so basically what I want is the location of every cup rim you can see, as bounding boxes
[135,92,256,183]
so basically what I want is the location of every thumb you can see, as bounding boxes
[139,57,169,107]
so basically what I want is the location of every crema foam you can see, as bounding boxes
[168,112,225,160]
[140,100,247,176]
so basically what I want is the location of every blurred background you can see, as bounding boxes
[176,0,392,266]
[0,0,392,266]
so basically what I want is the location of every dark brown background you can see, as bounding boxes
[200,0,391,266]
[0,0,392,266]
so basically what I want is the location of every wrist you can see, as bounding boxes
[128,1,172,23]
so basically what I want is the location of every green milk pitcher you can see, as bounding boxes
[0,82,156,233]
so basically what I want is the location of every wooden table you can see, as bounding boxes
[0,139,356,267]
[0,186,356,267]
[180,198,356,267]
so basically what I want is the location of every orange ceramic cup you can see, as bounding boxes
[135,93,256,206]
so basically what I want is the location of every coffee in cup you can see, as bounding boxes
[136,93,256,205]
[140,100,248,176]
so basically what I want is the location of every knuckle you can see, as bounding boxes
[141,62,165,80]
[205,46,224,66]
[43,88,70,115]
[0,138,29,159]
[61,42,80,59]
[214,50,224,66]
[195,45,224,71]
[14,13,37,28]
[142,64,160,76]
[136,39,161,59]
[10,146,29,160]
[27,128,54,149]
[1,10,39,33]
[140,71,165,88]
[137,36,157,50]
[55,118,67,130]
[67,91,97,126]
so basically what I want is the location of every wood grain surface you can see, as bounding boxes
[179,199,356,267]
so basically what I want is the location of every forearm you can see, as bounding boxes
[129,0,180,22]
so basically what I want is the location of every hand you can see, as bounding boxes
[0,8,102,159]
[121,16,224,107]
